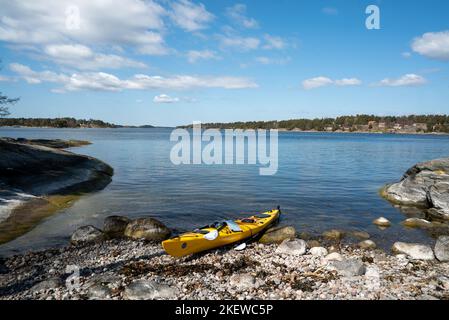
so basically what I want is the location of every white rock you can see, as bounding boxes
[309,247,328,257]
[392,242,434,260]
[434,236,449,262]
[275,239,307,256]
[324,252,343,262]
[229,273,259,291]
[123,280,178,300]
[327,259,366,277]
[373,217,391,227]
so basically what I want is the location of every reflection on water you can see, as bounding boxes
[0,128,448,255]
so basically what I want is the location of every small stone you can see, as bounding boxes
[309,247,328,257]
[328,259,366,277]
[323,252,343,262]
[373,217,391,227]
[392,242,434,260]
[402,218,432,229]
[358,240,377,250]
[103,216,131,238]
[259,226,296,244]
[123,280,178,300]
[307,240,321,248]
[275,239,307,256]
[229,273,259,291]
[70,225,104,245]
[30,278,61,293]
[434,236,449,262]
[88,284,112,300]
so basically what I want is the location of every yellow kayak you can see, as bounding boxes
[162,208,281,257]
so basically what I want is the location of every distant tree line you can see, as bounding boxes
[0,117,119,128]
[180,115,449,133]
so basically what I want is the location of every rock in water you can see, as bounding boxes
[71,226,105,245]
[391,242,434,260]
[322,229,345,241]
[123,280,178,300]
[104,216,131,238]
[328,259,366,277]
[124,218,171,241]
[402,218,432,228]
[309,247,328,257]
[373,217,391,227]
[358,240,377,250]
[276,239,307,256]
[259,225,296,244]
[382,158,449,219]
[434,236,449,262]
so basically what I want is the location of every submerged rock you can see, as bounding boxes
[71,226,105,245]
[259,225,296,244]
[382,158,449,219]
[391,242,434,260]
[123,279,178,300]
[322,229,345,241]
[434,236,449,262]
[124,218,171,241]
[104,216,131,238]
[402,218,432,229]
[276,239,307,256]
[373,217,391,227]
[348,231,370,240]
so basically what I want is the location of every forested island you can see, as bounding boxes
[0,118,154,129]
[181,115,449,134]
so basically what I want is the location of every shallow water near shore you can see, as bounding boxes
[1,127,449,256]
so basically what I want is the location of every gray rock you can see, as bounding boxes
[434,236,449,262]
[104,216,131,237]
[259,225,296,244]
[124,218,171,241]
[71,225,105,245]
[123,280,178,300]
[31,277,61,293]
[391,242,435,260]
[276,239,307,256]
[358,240,377,250]
[87,284,112,300]
[328,259,366,277]
[382,158,449,217]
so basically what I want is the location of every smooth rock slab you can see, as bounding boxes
[391,242,434,260]
[276,239,307,256]
[434,236,449,262]
[259,226,296,244]
[71,226,104,245]
[123,280,178,300]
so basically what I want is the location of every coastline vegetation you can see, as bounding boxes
[180,114,449,134]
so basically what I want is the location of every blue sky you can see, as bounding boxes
[0,0,448,126]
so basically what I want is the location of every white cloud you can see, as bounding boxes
[335,78,362,86]
[302,76,361,90]
[412,31,449,60]
[376,74,427,87]
[226,4,258,29]
[43,44,147,70]
[10,63,258,92]
[263,34,286,50]
[219,35,260,51]
[153,94,180,103]
[255,56,291,65]
[322,7,339,15]
[169,0,214,32]
[187,50,220,63]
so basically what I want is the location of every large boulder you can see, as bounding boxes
[103,216,131,238]
[382,158,449,219]
[123,280,178,300]
[124,218,171,241]
[391,242,434,260]
[434,236,449,262]
[275,239,307,256]
[259,225,296,244]
[71,225,105,245]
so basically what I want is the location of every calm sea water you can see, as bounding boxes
[1,127,448,255]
